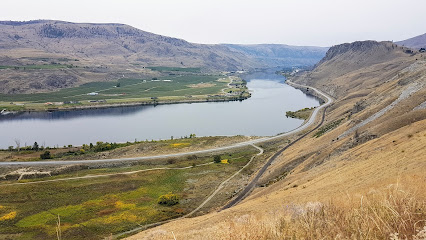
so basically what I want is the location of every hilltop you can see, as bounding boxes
[126,40,426,239]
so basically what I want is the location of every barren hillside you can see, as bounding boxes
[126,41,426,239]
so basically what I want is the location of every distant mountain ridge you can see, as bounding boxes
[0,20,327,71]
[396,33,426,49]
[223,44,328,67]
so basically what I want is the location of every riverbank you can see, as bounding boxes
[286,80,327,104]
[0,93,251,115]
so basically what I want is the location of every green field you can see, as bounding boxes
[0,75,225,103]
[0,147,257,239]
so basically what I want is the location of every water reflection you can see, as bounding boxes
[0,105,156,122]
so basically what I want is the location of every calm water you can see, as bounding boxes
[0,73,319,148]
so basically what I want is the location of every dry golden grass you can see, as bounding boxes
[126,185,425,240]
[207,185,426,240]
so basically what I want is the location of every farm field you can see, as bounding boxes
[0,75,225,103]
[0,73,252,112]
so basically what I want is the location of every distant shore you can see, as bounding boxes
[0,94,251,115]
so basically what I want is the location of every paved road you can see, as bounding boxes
[222,104,329,210]
[0,81,333,167]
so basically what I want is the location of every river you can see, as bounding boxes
[0,73,320,149]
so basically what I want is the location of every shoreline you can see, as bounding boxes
[285,80,326,104]
[0,94,251,115]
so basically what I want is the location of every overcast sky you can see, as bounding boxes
[1,0,425,47]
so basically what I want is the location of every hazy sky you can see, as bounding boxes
[1,0,425,47]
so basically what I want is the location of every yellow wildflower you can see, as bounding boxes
[0,211,17,221]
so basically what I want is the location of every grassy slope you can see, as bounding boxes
[125,42,426,239]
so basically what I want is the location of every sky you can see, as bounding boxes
[1,0,425,47]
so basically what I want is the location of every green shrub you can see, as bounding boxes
[213,155,221,163]
[40,151,52,159]
[157,193,179,206]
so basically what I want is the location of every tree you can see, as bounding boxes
[116,82,121,87]
[213,155,221,163]
[8,146,14,152]
[40,151,52,159]
[14,139,20,152]
[33,142,39,151]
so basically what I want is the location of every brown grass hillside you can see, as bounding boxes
[126,41,426,239]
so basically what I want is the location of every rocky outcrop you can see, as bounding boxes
[317,40,395,66]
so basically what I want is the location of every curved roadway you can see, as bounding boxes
[0,81,333,167]
[222,104,329,209]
